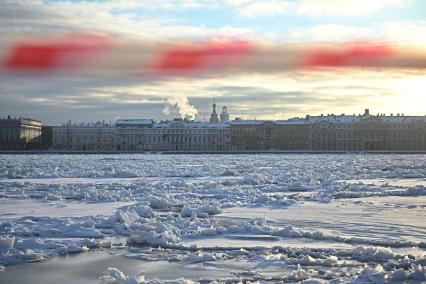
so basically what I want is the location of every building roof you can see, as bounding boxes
[230,120,264,125]
[153,121,230,128]
[230,114,426,126]
[116,119,154,126]
[306,114,426,124]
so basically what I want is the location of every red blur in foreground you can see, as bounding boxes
[1,33,426,76]
[5,34,111,70]
[302,43,395,67]
[152,41,254,73]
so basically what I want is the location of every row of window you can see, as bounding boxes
[54,143,230,151]
[312,133,426,139]
[54,134,230,145]
[312,141,425,150]
[314,124,425,129]
[118,129,229,135]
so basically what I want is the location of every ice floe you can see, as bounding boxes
[0,154,425,283]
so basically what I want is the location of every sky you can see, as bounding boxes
[0,0,425,125]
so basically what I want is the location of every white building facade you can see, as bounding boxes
[52,108,425,152]
[0,116,42,150]
[114,119,230,151]
[52,122,116,151]
[52,120,231,152]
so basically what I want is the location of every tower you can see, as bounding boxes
[209,101,219,123]
[220,106,229,123]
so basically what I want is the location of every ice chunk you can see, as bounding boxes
[198,204,221,216]
[108,267,128,281]
[127,229,179,247]
[288,184,310,192]
[134,205,155,218]
[299,255,338,267]
[0,236,15,251]
[391,268,408,281]
[352,245,396,261]
[240,175,260,185]
[181,204,221,218]
[221,169,235,176]
[103,267,145,284]
[184,251,216,264]
[16,238,45,249]
[301,280,326,284]
[21,249,45,261]
[404,186,426,196]
[288,264,309,281]
[149,197,173,210]
[116,209,140,224]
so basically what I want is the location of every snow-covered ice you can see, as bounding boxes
[0,154,425,283]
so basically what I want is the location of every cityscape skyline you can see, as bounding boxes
[2,103,426,126]
[1,1,426,125]
[1,2,426,283]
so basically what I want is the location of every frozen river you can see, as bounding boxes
[0,154,425,283]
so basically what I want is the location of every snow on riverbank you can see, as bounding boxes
[0,154,425,282]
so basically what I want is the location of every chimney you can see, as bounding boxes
[364,109,369,116]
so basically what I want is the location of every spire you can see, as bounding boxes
[220,106,229,123]
[209,99,219,123]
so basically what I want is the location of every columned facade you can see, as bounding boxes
[231,120,310,150]
[0,117,42,150]
[50,109,426,152]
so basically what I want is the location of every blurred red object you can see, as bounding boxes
[5,34,111,70]
[152,40,254,73]
[1,33,425,76]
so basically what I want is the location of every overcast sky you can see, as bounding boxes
[1,0,425,125]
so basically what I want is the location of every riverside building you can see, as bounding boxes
[231,109,426,151]
[115,119,230,151]
[52,103,231,152]
[52,121,116,151]
[51,107,426,152]
[230,119,310,150]
[308,109,426,151]
[0,116,42,150]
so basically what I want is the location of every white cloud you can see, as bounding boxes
[287,24,372,43]
[381,20,426,48]
[224,0,293,17]
[223,0,406,18]
[1,0,425,124]
[297,0,406,16]
[285,21,426,48]
[0,1,258,40]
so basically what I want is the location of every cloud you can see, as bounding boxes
[1,0,425,125]
[296,0,406,17]
[0,0,261,125]
[223,0,406,18]
[381,20,426,48]
[0,0,256,40]
[2,69,425,124]
[224,0,293,17]
[285,21,426,47]
[286,24,372,43]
